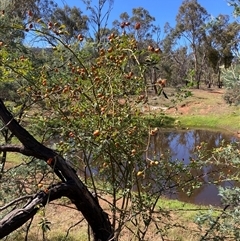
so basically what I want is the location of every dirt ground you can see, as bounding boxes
[145,87,226,115]
[17,196,199,241]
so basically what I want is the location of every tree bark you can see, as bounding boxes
[0,99,113,241]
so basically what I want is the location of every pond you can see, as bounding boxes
[148,129,239,206]
[55,128,239,206]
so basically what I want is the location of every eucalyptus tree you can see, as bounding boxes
[46,5,89,45]
[204,14,240,87]
[159,22,193,87]
[0,6,27,101]
[0,0,57,20]
[112,7,158,41]
[228,0,240,16]
[173,0,210,88]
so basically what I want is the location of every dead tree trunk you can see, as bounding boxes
[0,99,113,241]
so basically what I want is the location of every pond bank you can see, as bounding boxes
[145,87,240,138]
[173,114,240,138]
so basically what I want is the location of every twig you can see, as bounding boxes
[65,218,85,238]
[200,204,230,241]
[0,118,14,131]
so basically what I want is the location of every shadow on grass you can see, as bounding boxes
[143,114,176,127]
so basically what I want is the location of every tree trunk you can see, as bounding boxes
[152,68,158,94]
[217,69,222,88]
[0,99,113,241]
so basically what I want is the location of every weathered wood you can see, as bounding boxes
[0,99,113,241]
[0,183,73,239]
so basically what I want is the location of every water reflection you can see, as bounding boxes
[148,129,238,206]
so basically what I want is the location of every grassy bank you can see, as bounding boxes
[146,87,240,135]
[175,112,240,134]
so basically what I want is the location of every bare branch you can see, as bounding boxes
[0,100,55,159]
[0,195,33,212]
[0,182,75,239]
[0,117,14,131]
[0,144,35,156]
[66,218,85,238]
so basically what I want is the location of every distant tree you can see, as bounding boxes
[228,0,240,16]
[49,5,89,45]
[0,0,57,20]
[0,4,25,44]
[81,0,114,46]
[112,7,160,42]
[0,9,27,101]
[204,14,240,87]
[112,7,162,93]
[158,22,192,87]
[173,0,210,88]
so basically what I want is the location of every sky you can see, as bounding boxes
[55,0,236,30]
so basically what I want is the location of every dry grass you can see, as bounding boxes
[6,195,212,241]
[147,87,237,116]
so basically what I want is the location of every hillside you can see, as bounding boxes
[145,87,240,137]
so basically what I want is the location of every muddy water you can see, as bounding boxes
[148,129,239,206]
[58,128,238,206]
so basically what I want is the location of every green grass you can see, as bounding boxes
[143,107,240,133]
[175,113,240,133]
[143,113,176,127]
[6,152,26,165]
[158,197,219,221]
[0,134,32,166]
[145,87,240,134]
